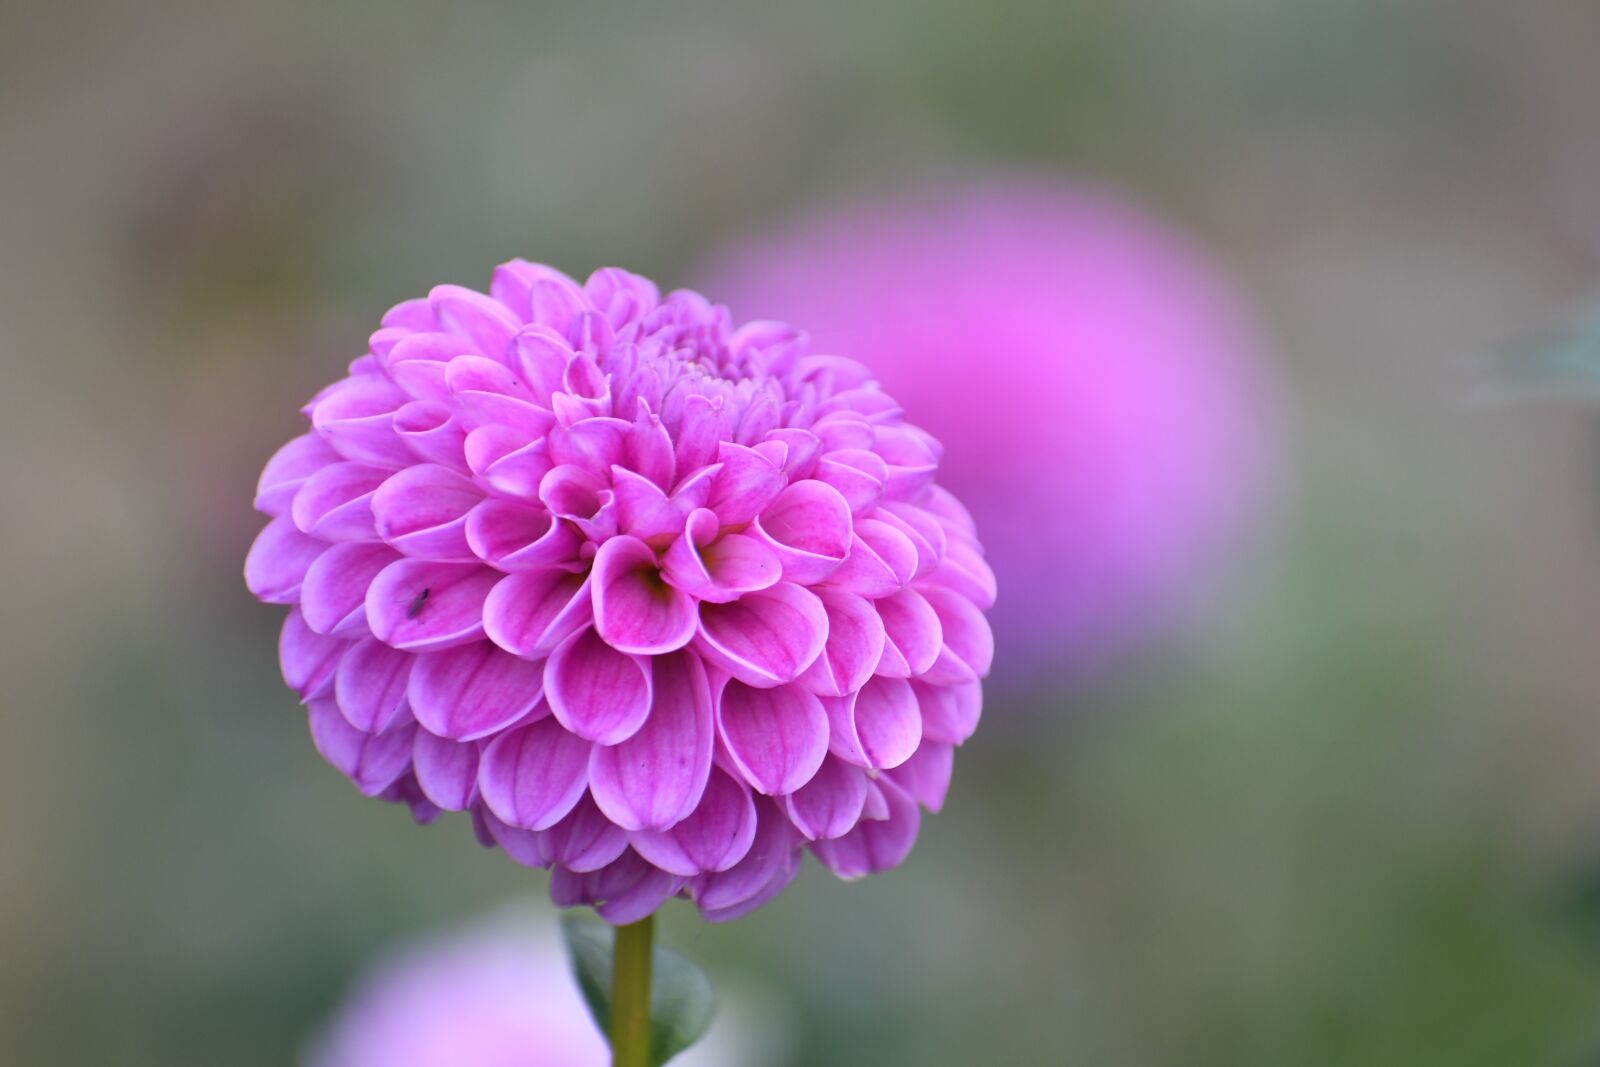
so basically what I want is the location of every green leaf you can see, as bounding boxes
[560,914,717,1066]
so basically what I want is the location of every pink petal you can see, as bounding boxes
[914,679,983,745]
[918,585,995,685]
[927,537,998,610]
[814,448,888,515]
[695,582,828,688]
[887,740,954,813]
[245,517,324,604]
[538,792,630,872]
[783,754,870,841]
[307,697,416,797]
[750,479,853,583]
[810,776,922,880]
[874,587,942,678]
[411,730,480,811]
[464,425,554,499]
[255,432,339,516]
[510,326,577,404]
[446,354,556,434]
[393,401,469,472]
[407,640,546,740]
[821,517,918,598]
[544,627,653,744]
[610,466,698,543]
[592,535,698,655]
[588,649,715,831]
[538,464,609,523]
[548,417,630,472]
[279,608,346,700]
[662,508,781,604]
[690,798,802,915]
[714,676,829,796]
[631,766,757,876]
[371,464,483,560]
[365,559,498,652]
[334,636,414,733]
[300,542,400,637]
[465,499,582,572]
[482,568,593,658]
[877,501,947,581]
[480,807,554,870]
[477,715,592,830]
[672,394,726,474]
[763,427,821,479]
[289,462,385,541]
[310,376,413,469]
[849,676,922,770]
[705,441,786,525]
[872,423,940,500]
[591,852,682,925]
[429,283,520,360]
[798,590,887,697]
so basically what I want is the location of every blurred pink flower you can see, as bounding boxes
[304,907,759,1066]
[246,261,994,921]
[704,180,1277,685]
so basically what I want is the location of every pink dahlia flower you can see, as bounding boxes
[246,261,994,921]
[703,181,1276,682]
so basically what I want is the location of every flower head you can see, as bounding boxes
[247,260,993,921]
[704,180,1276,684]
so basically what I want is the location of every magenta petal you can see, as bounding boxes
[698,850,801,922]
[918,585,995,684]
[429,283,519,359]
[799,590,886,697]
[589,649,715,831]
[483,568,592,658]
[279,608,346,701]
[365,559,497,652]
[810,776,922,880]
[408,640,545,741]
[255,432,339,516]
[887,740,954,813]
[371,464,483,560]
[548,417,630,472]
[706,441,786,525]
[874,587,942,678]
[545,627,653,744]
[245,517,325,604]
[751,479,853,583]
[464,426,555,500]
[591,535,698,655]
[853,676,922,770]
[784,754,870,840]
[290,462,386,541]
[662,508,781,604]
[878,502,947,581]
[715,676,829,796]
[690,798,801,912]
[539,793,630,872]
[480,807,554,869]
[393,402,469,471]
[307,697,416,797]
[695,582,827,688]
[465,499,581,572]
[334,637,414,733]
[631,766,757,876]
[814,448,888,515]
[300,542,399,637]
[914,678,983,745]
[591,852,682,925]
[310,376,413,469]
[478,716,591,830]
[928,538,998,610]
[411,730,480,811]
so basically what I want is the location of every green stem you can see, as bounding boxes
[610,915,654,1067]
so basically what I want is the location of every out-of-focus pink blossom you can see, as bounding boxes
[704,180,1277,685]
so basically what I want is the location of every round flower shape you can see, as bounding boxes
[703,180,1276,684]
[247,260,994,921]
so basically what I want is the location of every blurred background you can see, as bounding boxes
[8,1,1600,1063]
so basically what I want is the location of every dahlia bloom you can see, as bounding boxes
[246,261,993,922]
[703,180,1275,681]
[304,906,752,1066]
